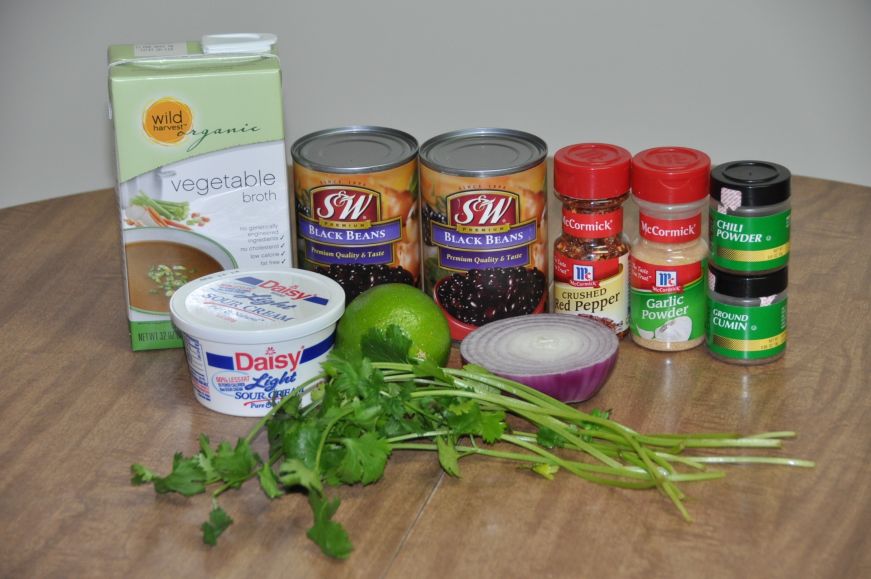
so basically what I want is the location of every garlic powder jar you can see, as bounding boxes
[629,147,711,352]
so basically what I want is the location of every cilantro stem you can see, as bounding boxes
[407,388,624,469]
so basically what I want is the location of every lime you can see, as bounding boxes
[336,283,451,366]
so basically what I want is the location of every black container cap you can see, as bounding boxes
[710,161,791,206]
[709,263,788,298]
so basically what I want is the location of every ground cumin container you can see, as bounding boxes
[291,126,420,303]
[419,128,548,341]
[707,264,788,364]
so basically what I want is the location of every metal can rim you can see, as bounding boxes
[291,125,419,174]
[420,128,547,177]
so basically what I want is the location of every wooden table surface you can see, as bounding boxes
[1,177,870,578]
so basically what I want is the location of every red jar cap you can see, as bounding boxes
[554,143,631,200]
[631,147,711,205]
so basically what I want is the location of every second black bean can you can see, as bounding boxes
[419,128,548,340]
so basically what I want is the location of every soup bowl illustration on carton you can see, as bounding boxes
[123,227,237,315]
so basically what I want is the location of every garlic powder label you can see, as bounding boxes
[630,257,706,342]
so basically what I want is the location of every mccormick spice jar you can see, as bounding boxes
[709,161,791,273]
[291,126,420,304]
[552,143,631,337]
[419,128,548,341]
[707,264,788,365]
[629,147,710,351]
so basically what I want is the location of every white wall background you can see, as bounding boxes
[1,0,870,209]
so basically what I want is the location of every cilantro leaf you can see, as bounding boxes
[282,423,322,470]
[361,325,412,363]
[151,453,208,496]
[537,426,567,449]
[213,439,259,489]
[130,463,157,485]
[531,463,560,480]
[258,463,283,499]
[307,493,353,559]
[335,433,391,485]
[196,434,219,482]
[445,399,484,436]
[201,504,234,546]
[479,411,507,444]
[581,408,612,443]
[436,436,461,477]
[279,458,323,494]
[323,354,385,401]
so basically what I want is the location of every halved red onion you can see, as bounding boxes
[460,314,619,403]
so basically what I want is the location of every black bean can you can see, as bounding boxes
[419,128,548,340]
[291,126,420,304]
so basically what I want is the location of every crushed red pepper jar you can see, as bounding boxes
[552,143,631,336]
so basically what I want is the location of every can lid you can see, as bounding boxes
[709,264,788,298]
[710,161,791,206]
[170,269,345,345]
[554,143,631,200]
[419,128,547,177]
[291,126,418,174]
[631,147,711,205]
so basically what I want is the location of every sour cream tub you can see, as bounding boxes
[169,269,345,416]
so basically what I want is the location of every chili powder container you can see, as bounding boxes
[707,264,788,365]
[552,143,631,337]
[709,161,791,273]
[629,147,711,352]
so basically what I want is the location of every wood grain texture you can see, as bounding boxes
[0,178,869,578]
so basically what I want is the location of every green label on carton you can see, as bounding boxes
[130,320,184,350]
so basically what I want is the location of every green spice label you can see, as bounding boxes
[630,258,706,343]
[707,298,787,360]
[709,209,790,272]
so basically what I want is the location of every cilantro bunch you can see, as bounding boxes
[131,325,813,558]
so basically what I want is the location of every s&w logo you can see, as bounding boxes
[313,186,379,223]
[448,191,518,232]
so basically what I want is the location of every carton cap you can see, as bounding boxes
[202,33,277,54]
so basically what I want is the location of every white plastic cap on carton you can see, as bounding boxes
[201,33,277,54]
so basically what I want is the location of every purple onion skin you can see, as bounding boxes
[493,352,618,403]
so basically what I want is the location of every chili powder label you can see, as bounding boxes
[630,257,706,342]
[709,209,791,272]
[553,253,628,332]
[707,299,787,360]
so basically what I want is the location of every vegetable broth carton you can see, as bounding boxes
[108,34,292,350]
